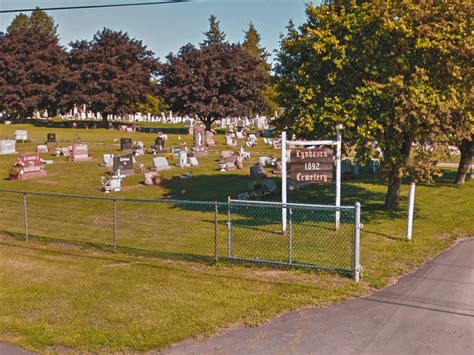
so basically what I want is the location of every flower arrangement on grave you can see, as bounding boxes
[101,176,112,193]
[8,161,24,180]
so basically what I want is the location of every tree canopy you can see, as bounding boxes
[61,28,159,119]
[275,0,473,209]
[159,42,268,130]
[0,17,65,118]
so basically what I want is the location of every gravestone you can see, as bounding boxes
[13,153,47,179]
[47,133,56,143]
[235,156,244,169]
[192,127,208,156]
[171,146,182,159]
[205,131,216,146]
[189,157,199,167]
[144,172,161,186]
[259,156,271,167]
[154,135,166,153]
[178,150,188,168]
[152,157,171,171]
[262,179,278,195]
[250,165,266,179]
[220,151,235,159]
[0,140,16,155]
[133,141,144,156]
[113,154,135,175]
[36,145,49,153]
[120,138,133,151]
[15,130,28,141]
[226,162,237,171]
[72,143,90,161]
[101,154,114,168]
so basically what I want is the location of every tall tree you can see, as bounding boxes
[201,15,226,46]
[159,43,268,130]
[242,22,267,63]
[61,28,159,120]
[0,12,65,118]
[242,22,278,117]
[275,1,472,209]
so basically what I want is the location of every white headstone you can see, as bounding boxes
[15,130,28,141]
[0,140,16,155]
[189,157,199,167]
[179,150,188,168]
[36,145,48,153]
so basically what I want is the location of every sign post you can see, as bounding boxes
[281,129,342,232]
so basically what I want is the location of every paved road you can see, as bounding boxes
[166,238,474,355]
[0,343,31,355]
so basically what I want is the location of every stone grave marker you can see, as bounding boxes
[205,131,216,146]
[47,133,56,143]
[120,138,133,151]
[154,135,166,153]
[144,172,161,186]
[72,143,90,161]
[15,130,28,141]
[133,141,144,156]
[36,145,49,153]
[250,165,266,179]
[0,140,16,155]
[101,154,114,168]
[189,157,199,167]
[13,153,47,180]
[171,146,182,159]
[113,154,135,175]
[152,157,171,171]
[178,150,188,168]
[192,127,209,156]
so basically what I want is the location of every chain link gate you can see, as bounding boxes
[226,199,361,280]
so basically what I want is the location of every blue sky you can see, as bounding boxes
[1,0,318,62]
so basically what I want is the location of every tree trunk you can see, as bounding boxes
[384,167,403,210]
[455,138,473,184]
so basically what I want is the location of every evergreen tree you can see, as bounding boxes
[242,23,267,61]
[201,15,226,46]
[7,8,58,37]
[6,13,30,33]
[242,23,277,117]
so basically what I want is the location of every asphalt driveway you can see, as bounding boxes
[166,238,474,354]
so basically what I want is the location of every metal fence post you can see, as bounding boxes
[214,202,218,263]
[227,196,232,258]
[354,202,361,282]
[112,199,117,251]
[289,208,293,264]
[23,192,28,241]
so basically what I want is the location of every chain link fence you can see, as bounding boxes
[0,189,361,280]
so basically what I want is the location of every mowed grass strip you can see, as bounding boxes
[0,239,364,352]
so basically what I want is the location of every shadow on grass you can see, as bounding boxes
[17,118,189,135]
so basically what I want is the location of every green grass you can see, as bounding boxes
[0,122,472,352]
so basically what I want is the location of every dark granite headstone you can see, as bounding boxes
[113,154,135,175]
[120,138,133,151]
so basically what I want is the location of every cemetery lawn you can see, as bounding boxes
[0,239,366,352]
[0,122,473,352]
